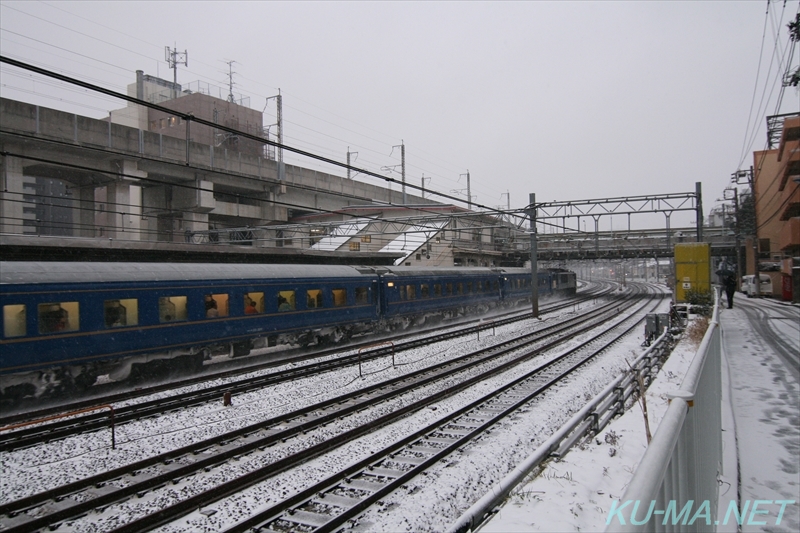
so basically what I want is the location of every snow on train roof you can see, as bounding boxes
[0,262,370,285]
[380,266,499,277]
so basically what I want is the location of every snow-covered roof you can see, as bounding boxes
[379,221,448,266]
[310,219,370,251]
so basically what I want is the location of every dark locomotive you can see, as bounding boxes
[0,262,576,399]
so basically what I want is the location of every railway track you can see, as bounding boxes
[0,285,613,451]
[0,284,665,532]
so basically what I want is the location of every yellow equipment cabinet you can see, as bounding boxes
[674,243,711,302]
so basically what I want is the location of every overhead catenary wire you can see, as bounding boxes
[738,1,799,171]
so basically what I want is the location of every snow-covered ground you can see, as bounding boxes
[479,297,800,533]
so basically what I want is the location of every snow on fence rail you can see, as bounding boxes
[448,325,675,533]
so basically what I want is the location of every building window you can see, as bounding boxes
[355,287,369,304]
[104,299,139,328]
[349,242,361,251]
[204,294,229,318]
[332,289,347,307]
[159,296,187,323]
[307,289,323,308]
[3,304,26,337]
[278,291,296,312]
[406,285,416,300]
[244,292,263,314]
[38,302,79,333]
[416,254,422,261]
[361,235,371,243]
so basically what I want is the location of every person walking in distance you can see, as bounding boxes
[716,261,737,309]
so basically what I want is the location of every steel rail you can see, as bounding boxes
[0,289,649,532]
[0,288,608,450]
[218,289,664,533]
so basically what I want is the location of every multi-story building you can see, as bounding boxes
[750,113,800,301]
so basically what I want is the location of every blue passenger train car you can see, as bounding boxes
[0,262,576,399]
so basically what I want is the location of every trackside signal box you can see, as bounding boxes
[674,243,711,303]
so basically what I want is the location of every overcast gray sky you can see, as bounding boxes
[2,1,798,230]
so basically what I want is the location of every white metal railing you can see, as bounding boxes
[606,291,721,532]
[448,326,674,533]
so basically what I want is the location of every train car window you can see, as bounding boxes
[493,281,499,292]
[159,296,187,322]
[456,283,463,295]
[307,289,323,308]
[466,282,473,294]
[406,285,416,300]
[355,287,369,304]
[278,290,296,311]
[3,304,26,337]
[434,284,442,297]
[244,292,263,314]
[38,302,79,333]
[420,284,429,298]
[445,283,453,295]
[398,285,406,300]
[477,281,483,293]
[104,299,139,328]
[204,294,228,318]
[332,289,347,307]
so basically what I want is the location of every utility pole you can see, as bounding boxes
[459,171,472,210]
[467,170,471,210]
[265,90,283,179]
[347,147,358,180]
[695,181,703,242]
[276,89,283,173]
[401,141,406,204]
[164,46,187,99]
[225,60,237,103]
[384,142,406,204]
[732,167,759,296]
[528,193,539,317]
[733,187,741,286]
[421,174,431,199]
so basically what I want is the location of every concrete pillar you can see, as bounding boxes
[181,211,208,243]
[106,160,144,240]
[73,184,96,237]
[0,156,26,234]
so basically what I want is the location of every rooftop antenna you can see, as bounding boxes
[164,45,187,98]
[225,60,238,103]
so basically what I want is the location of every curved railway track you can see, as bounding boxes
[0,283,666,533]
